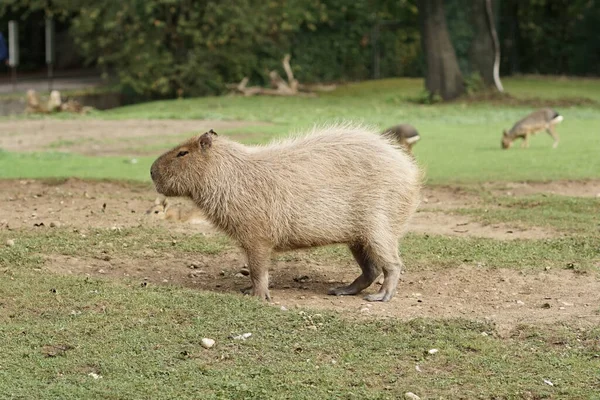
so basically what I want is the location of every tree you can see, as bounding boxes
[417,0,464,101]
[468,0,503,92]
[468,1,494,86]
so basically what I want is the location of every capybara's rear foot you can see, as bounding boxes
[328,285,361,296]
[364,261,401,302]
[364,289,394,302]
[329,244,382,297]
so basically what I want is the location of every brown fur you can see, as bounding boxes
[150,123,422,302]
[502,108,564,149]
[382,124,421,153]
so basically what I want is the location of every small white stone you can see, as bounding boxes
[201,338,215,349]
[543,379,554,386]
[428,348,439,355]
[5,239,15,247]
[231,333,252,340]
[280,306,288,311]
[404,392,421,400]
[360,307,370,313]
[88,372,102,379]
[516,300,525,305]
[481,332,489,337]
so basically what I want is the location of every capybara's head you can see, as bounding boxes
[150,129,218,197]
[501,129,512,149]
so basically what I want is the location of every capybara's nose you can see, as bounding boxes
[150,165,156,180]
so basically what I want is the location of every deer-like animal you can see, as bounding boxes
[502,108,564,149]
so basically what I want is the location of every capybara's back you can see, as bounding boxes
[151,123,422,302]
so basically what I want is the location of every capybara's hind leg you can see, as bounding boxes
[363,241,402,302]
[242,245,272,302]
[328,243,381,297]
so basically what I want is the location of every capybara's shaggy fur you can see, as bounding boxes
[150,124,422,302]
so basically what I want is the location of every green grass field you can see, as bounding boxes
[1,76,599,184]
[1,76,600,399]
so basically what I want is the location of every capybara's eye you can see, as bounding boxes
[177,150,189,157]
[154,211,159,214]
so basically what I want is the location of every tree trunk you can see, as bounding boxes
[506,0,521,75]
[418,0,465,101]
[485,0,504,92]
[469,1,495,86]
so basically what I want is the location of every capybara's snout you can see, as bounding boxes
[150,160,159,182]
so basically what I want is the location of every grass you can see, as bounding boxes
[3,226,599,275]
[0,150,151,182]
[455,193,600,235]
[2,76,600,183]
[1,75,600,398]
[1,267,599,399]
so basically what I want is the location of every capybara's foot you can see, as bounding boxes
[328,285,361,296]
[364,289,395,302]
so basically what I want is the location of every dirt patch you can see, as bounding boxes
[0,178,557,239]
[3,178,598,333]
[44,252,600,336]
[484,179,600,198]
[447,91,597,108]
[0,119,270,156]
[411,211,556,240]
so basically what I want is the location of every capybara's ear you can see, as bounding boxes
[199,129,217,150]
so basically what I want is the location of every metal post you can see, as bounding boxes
[372,22,380,80]
[45,17,55,91]
[8,20,19,92]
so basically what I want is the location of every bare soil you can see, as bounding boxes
[484,180,600,198]
[2,178,599,335]
[0,119,269,156]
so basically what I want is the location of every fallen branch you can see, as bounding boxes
[25,89,93,115]
[227,54,328,97]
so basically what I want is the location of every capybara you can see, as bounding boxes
[150,124,422,302]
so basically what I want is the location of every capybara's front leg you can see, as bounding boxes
[243,245,272,302]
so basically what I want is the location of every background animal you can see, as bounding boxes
[502,108,564,149]
[382,124,421,153]
[145,197,207,225]
[150,124,422,302]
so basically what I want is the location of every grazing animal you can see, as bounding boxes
[150,124,422,302]
[145,197,207,225]
[382,124,421,153]
[502,108,564,149]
